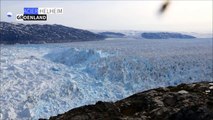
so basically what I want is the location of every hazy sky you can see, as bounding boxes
[1,0,212,33]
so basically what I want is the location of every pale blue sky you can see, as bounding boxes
[1,0,212,33]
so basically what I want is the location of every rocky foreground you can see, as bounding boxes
[42,82,213,120]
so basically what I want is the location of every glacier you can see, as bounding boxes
[0,38,212,119]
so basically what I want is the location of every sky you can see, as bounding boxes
[1,0,212,33]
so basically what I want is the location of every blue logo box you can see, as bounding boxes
[24,8,38,14]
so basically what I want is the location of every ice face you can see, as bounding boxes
[0,38,212,119]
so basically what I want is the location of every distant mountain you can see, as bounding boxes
[141,32,196,39]
[0,22,105,44]
[98,32,125,38]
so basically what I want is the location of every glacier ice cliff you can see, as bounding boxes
[0,38,212,119]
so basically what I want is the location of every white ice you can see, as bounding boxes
[0,38,212,119]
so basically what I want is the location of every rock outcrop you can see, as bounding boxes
[43,82,213,120]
